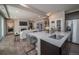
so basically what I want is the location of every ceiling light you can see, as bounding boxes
[46,12,52,16]
[20,4,30,8]
[16,10,19,13]
[38,16,41,17]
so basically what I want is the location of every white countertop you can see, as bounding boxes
[28,31,71,48]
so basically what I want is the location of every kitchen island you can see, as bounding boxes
[20,31,71,55]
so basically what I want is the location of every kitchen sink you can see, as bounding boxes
[49,34,64,40]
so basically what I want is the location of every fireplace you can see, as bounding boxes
[7,20,14,34]
[8,28,14,32]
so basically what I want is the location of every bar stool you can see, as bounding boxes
[25,35,38,55]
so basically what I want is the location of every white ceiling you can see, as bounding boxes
[7,5,39,19]
[29,4,79,13]
[0,4,79,19]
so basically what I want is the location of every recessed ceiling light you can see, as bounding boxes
[42,16,47,18]
[38,16,41,17]
[16,10,19,13]
[20,4,30,8]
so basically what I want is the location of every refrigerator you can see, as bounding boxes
[67,19,79,44]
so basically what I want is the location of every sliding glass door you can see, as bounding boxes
[0,15,2,40]
[0,15,5,40]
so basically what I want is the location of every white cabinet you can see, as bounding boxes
[49,11,65,32]
[50,19,65,32]
[51,21,55,29]
[57,20,61,31]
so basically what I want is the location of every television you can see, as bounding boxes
[19,21,27,26]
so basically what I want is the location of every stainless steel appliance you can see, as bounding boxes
[67,19,79,44]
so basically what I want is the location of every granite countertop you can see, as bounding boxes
[28,31,71,48]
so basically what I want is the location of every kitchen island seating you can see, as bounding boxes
[25,34,38,55]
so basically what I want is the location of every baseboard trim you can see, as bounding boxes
[71,42,79,45]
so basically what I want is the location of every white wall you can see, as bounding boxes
[49,11,65,32]
[14,18,45,34]
[14,19,29,34]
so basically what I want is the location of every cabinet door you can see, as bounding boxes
[51,21,55,28]
[41,40,59,55]
[41,40,69,55]
[57,20,61,31]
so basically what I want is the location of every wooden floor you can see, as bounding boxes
[0,34,79,55]
[0,34,36,55]
[68,43,79,55]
